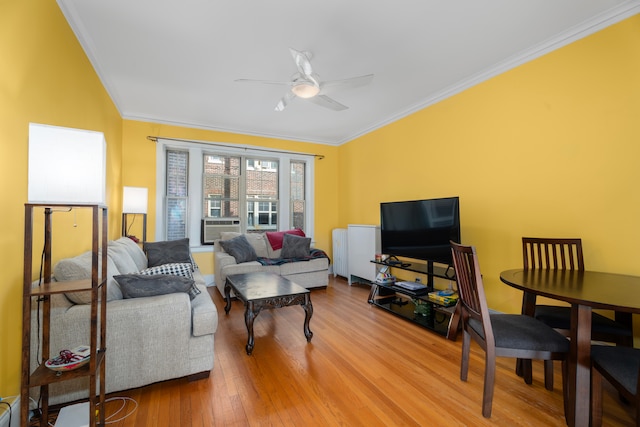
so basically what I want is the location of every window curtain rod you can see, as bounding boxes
[147,136,324,160]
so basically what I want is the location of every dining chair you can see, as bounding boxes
[450,241,569,418]
[591,345,640,426]
[521,237,633,389]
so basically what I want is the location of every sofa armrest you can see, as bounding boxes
[191,284,218,336]
[214,251,237,288]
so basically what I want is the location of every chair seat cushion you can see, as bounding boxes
[470,314,569,352]
[535,305,632,336]
[592,345,640,395]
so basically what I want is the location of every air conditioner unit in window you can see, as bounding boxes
[201,218,241,245]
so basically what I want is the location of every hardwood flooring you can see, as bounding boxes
[98,276,634,426]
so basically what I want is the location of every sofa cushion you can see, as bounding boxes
[219,232,241,241]
[221,261,280,277]
[112,237,147,270]
[53,252,123,303]
[137,262,201,300]
[219,235,258,263]
[114,274,195,299]
[144,238,193,269]
[266,228,305,250]
[281,233,311,258]
[108,243,139,274]
[279,257,329,276]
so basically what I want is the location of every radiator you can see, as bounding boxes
[332,228,348,278]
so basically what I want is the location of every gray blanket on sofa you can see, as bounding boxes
[257,248,329,266]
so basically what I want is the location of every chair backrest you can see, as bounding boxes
[522,237,584,271]
[450,241,494,346]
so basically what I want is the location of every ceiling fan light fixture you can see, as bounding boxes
[291,82,320,98]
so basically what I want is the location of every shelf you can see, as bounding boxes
[371,259,455,281]
[29,350,105,387]
[30,278,106,296]
[25,202,108,209]
[372,293,456,337]
[21,204,108,427]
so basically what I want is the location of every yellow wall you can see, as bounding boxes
[339,15,640,313]
[0,1,123,397]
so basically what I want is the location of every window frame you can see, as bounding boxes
[155,139,315,251]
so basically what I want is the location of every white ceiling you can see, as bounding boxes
[58,0,640,146]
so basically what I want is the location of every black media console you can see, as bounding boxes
[368,259,459,340]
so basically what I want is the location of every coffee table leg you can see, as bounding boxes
[224,280,232,314]
[245,301,257,355]
[302,294,313,342]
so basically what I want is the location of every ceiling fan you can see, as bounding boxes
[235,48,373,112]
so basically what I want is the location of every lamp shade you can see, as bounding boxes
[28,123,106,205]
[123,187,148,214]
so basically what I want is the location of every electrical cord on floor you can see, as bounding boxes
[99,396,139,424]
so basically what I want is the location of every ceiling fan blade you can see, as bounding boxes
[307,94,348,111]
[275,91,296,112]
[235,78,290,86]
[321,74,374,91]
[289,48,313,77]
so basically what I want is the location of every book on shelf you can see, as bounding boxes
[428,290,459,307]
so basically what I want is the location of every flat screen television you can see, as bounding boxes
[380,196,460,266]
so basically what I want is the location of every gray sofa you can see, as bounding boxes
[30,237,217,405]
[214,231,329,296]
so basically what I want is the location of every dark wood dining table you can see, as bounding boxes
[500,268,640,427]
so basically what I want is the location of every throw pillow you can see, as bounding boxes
[137,262,200,300]
[114,274,195,299]
[266,228,306,250]
[143,238,194,269]
[219,235,258,263]
[280,233,311,259]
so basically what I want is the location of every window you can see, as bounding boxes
[290,161,305,230]
[203,155,240,220]
[155,139,315,246]
[206,197,221,217]
[166,150,188,240]
[245,157,278,232]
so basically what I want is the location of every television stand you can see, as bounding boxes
[368,259,459,340]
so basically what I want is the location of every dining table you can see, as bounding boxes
[500,268,640,427]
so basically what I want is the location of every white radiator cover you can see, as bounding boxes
[332,228,348,278]
[347,224,381,285]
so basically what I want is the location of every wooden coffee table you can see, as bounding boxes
[224,272,313,355]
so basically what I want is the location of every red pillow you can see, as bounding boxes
[266,228,306,250]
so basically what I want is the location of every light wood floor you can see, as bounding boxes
[98,276,634,426]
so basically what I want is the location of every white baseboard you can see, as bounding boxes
[0,396,21,427]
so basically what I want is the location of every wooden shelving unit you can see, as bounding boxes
[21,204,108,426]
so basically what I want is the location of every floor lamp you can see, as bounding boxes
[122,186,148,242]
[25,122,108,426]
